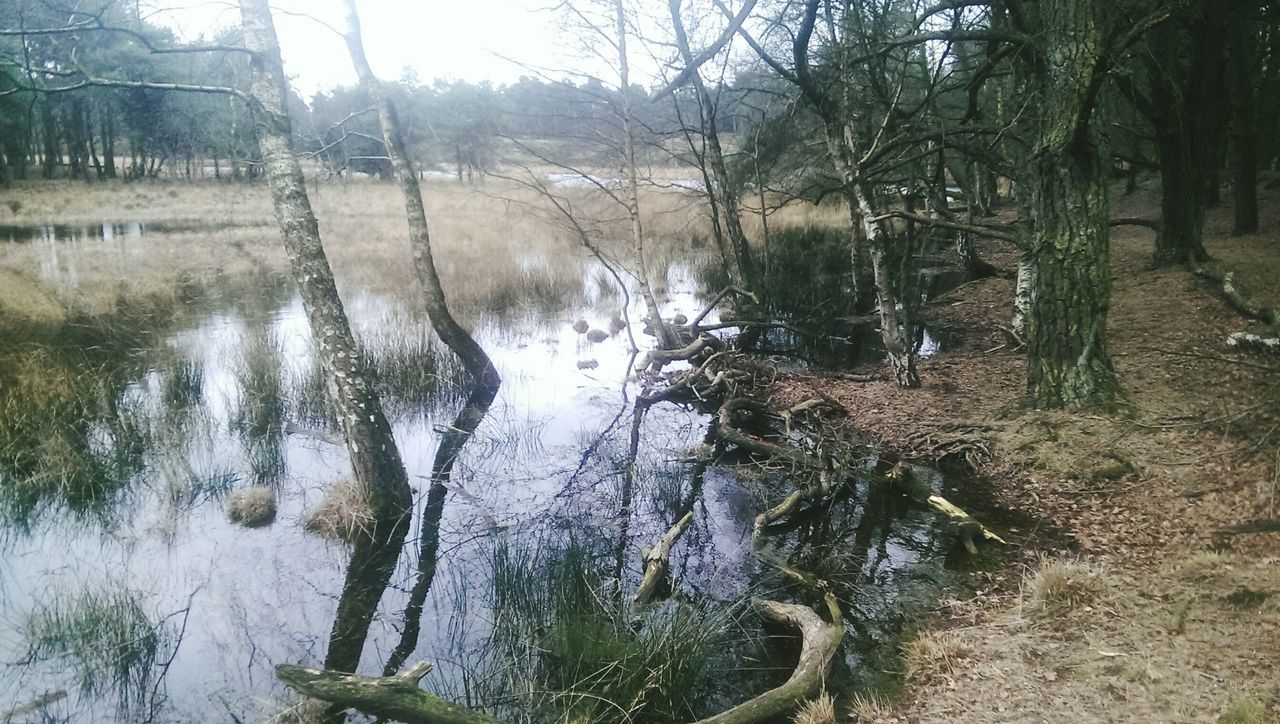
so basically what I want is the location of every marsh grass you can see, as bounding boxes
[485,537,726,722]
[21,583,171,715]
[358,327,470,416]
[0,350,152,528]
[160,357,204,412]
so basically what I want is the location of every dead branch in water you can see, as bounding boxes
[634,510,696,604]
[695,594,843,724]
[275,662,495,723]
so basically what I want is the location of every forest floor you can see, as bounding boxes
[771,186,1280,722]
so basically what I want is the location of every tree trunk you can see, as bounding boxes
[1024,0,1119,409]
[39,101,59,178]
[668,0,759,296]
[823,123,917,386]
[341,0,499,387]
[616,0,677,349]
[237,0,411,531]
[1149,6,1227,264]
[1228,10,1259,235]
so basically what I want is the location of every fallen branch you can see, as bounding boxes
[696,594,843,724]
[275,662,495,724]
[887,462,1007,553]
[1214,519,1280,535]
[637,333,724,374]
[754,468,835,533]
[1109,217,1160,231]
[634,510,696,603]
[1192,263,1278,326]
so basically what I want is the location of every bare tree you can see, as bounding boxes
[339,0,499,387]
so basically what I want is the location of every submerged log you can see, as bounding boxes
[696,594,843,724]
[275,662,495,724]
[634,510,695,603]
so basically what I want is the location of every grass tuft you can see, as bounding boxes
[303,478,374,544]
[227,486,277,528]
[792,692,837,724]
[902,630,969,682]
[1026,557,1108,620]
[22,583,169,715]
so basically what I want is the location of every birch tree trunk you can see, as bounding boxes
[616,0,678,350]
[340,0,498,388]
[668,0,759,296]
[238,0,411,525]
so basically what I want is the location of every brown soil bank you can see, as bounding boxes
[774,186,1280,722]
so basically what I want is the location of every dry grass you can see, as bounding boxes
[226,486,276,528]
[303,478,374,544]
[1025,556,1109,621]
[791,692,836,724]
[901,629,970,683]
[846,692,894,723]
[0,176,841,324]
[0,268,65,322]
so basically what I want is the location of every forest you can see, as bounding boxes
[0,0,1278,722]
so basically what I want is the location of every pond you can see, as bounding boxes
[0,202,1009,722]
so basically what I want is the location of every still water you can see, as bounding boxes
[0,219,998,722]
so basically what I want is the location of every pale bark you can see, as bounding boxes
[615,0,677,350]
[341,0,497,386]
[696,595,843,724]
[238,0,410,524]
[277,663,496,724]
[633,509,694,604]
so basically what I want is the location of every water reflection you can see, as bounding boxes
[0,227,1007,720]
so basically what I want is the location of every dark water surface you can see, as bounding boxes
[0,224,1008,721]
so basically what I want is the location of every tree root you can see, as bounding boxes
[634,510,695,604]
[696,594,843,724]
[275,662,495,723]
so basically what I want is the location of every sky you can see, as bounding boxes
[144,0,578,99]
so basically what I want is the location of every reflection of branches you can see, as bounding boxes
[383,380,500,677]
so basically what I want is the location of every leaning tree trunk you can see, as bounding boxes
[1024,0,1119,410]
[340,0,498,388]
[668,0,760,297]
[238,0,411,525]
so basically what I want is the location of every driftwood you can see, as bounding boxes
[275,662,495,724]
[696,594,844,724]
[634,510,695,603]
[715,399,822,469]
[637,333,724,374]
[888,462,1007,553]
[754,468,836,533]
